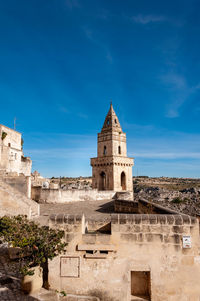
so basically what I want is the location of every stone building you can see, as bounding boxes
[0,124,32,199]
[91,104,134,192]
[0,124,32,176]
[48,208,200,301]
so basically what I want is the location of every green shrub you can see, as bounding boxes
[0,215,67,277]
[171,197,184,204]
[1,131,7,140]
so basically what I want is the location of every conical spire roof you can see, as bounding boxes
[101,102,123,133]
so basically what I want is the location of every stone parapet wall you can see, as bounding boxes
[111,214,197,249]
[114,199,138,213]
[115,198,183,215]
[32,187,116,203]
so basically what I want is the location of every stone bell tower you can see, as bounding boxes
[90,103,134,192]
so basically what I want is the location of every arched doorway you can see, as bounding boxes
[99,171,106,190]
[121,172,126,190]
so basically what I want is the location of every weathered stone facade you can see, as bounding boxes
[48,213,200,301]
[0,124,33,199]
[0,124,31,176]
[91,104,134,192]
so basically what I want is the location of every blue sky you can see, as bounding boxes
[0,0,200,178]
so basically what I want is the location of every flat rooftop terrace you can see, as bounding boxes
[40,199,114,220]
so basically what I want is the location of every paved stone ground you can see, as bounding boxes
[40,199,114,220]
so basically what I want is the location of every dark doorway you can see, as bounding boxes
[99,172,106,190]
[131,271,151,300]
[121,172,126,190]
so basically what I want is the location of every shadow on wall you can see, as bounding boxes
[96,200,115,213]
[88,289,119,301]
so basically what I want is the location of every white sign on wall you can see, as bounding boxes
[182,236,191,249]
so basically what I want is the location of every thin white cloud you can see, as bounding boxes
[160,73,200,118]
[106,51,113,64]
[132,14,166,25]
[77,113,88,119]
[132,152,200,159]
[82,26,113,64]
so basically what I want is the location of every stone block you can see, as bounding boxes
[119,224,132,232]
[142,225,151,232]
[157,215,167,224]
[175,216,183,225]
[161,226,171,234]
[146,233,163,243]
[135,215,142,224]
[119,214,127,224]
[49,214,56,223]
[126,214,135,223]
[120,233,137,242]
[56,214,64,224]
[149,215,157,224]
[68,215,76,224]
[166,215,175,225]
[172,226,183,233]
[145,233,153,242]
[132,225,141,232]
[182,215,191,224]
[191,217,197,224]
[164,234,180,244]
[142,214,149,224]
[75,215,82,223]
[137,233,144,242]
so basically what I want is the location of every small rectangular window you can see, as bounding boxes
[100,250,108,254]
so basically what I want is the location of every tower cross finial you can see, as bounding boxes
[110,99,112,107]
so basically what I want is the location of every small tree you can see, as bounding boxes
[1,131,7,140]
[0,215,67,287]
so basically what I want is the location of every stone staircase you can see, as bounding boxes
[0,178,39,219]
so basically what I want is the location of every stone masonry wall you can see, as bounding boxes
[31,187,115,203]
[48,213,200,301]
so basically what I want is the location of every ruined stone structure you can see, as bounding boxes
[0,124,31,176]
[91,104,134,192]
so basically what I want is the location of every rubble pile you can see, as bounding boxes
[134,185,200,216]
[61,180,92,190]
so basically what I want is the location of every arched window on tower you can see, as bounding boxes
[118,146,121,154]
[103,146,107,155]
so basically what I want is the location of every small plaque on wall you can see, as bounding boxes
[182,236,191,248]
[60,256,80,277]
